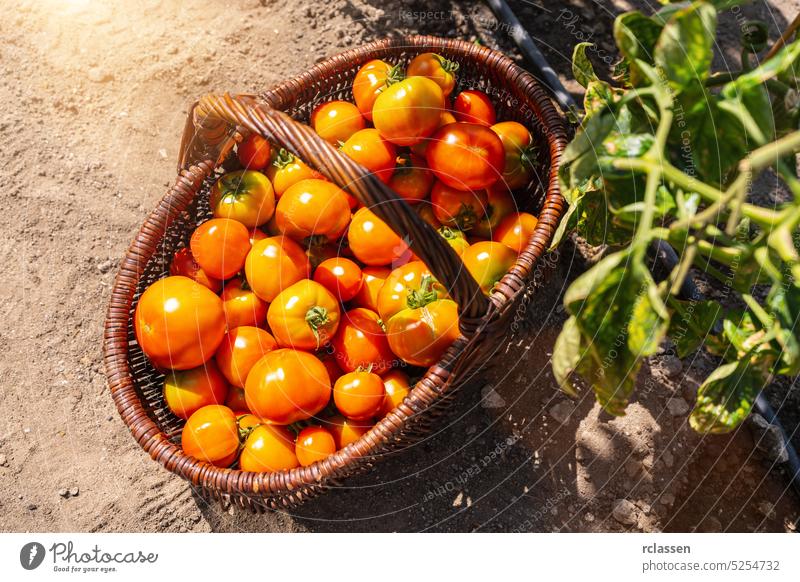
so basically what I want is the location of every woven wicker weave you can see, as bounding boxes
[103,35,567,510]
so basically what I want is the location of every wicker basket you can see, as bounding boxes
[103,35,567,510]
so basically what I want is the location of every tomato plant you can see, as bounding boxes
[190,218,251,280]
[372,77,445,146]
[267,279,341,350]
[210,170,275,228]
[426,123,505,191]
[215,326,277,388]
[244,235,310,302]
[164,361,229,420]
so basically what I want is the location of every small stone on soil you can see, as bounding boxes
[0,454,6,466]
[612,499,638,526]
[58,489,69,498]
[662,450,674,468]
[548,401,575,425]
[480,385,506,409]
[659,493,676,506]
[87,67,113,83]
[70,487,79,497]
[660,355,683,378]
[97,260,113,274]
[666,397,690,417]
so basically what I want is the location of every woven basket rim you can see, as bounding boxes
[103,35,568,504]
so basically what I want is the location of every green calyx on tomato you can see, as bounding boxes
[272,148,295,169]
[406,274,439,310]
[433,54,459,74]
[384,63,405,87]
[455,202,480,230]
[305,305,332,346]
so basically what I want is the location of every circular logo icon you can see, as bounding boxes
[20,542,45,570]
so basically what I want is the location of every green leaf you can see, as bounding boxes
[572,42,598,89]
[667,296,723,357]
[552,316,584,396]
[689,357,763,433]
[654,1,717,89]
[584,80,622,118]
[728,38,800,92]
[767,282,800,375]
[614,11,664,85]
[628,281,669,356]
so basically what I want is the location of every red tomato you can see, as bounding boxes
[491,121,536,190]
[190,218,251,280]
[461,241,517,295]
[378,369,411,417]
[244,236,310,302]
[341,128,396,184]
[352,59,401,122]
[352,266,391,312]
[325,415,372,449]
[181,405,239,466]
[210,170,275,228]
[311,100,365,145]
[238,134,272,170]
[426,123,505,191]
[313,257,363,302]
[135,276,226,370]
[472,185,517,239]
[453,90,496,126]
[295,426,337,466]
[385,298,460,367]
[334,371,385,420]
[245,349,331,424]
[267,279,341,350]
[388,153,434,203]
[332,308,394,373]
[493,212,539,254]
[220,277,267,329]
[430,181,489,231]
[347,207,410,267]
[406,52,458,96]
[164,361,229,420]
[410,110,457,157]
[240,424,299,472]
[275,179,351,242]
[415,203,442,229]
[372,77,444,146]
[169,247,222,293]
[377,261,449,322]
[224,386,250,414]
[266,148,325,198]
[215,326,277,388]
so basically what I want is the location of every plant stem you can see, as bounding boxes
[765,12,800,60]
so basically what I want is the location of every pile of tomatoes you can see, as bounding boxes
[134,52,540,472]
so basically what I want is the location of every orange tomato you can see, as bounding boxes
[220,277,267,329]
[388,153,434,203]
[332,308,395,374]
[406,52,458,96]
[244,236,310,302]
[190,218,251,280]
[385,298,460,367]
[472,185,517,239]
[240,424,299,472]
[249,228,268,246]
[347,207,410,266]
[352,59,402,121]
[430,181,488,231]
[313,257,363,302]
[377,261,448,322]
[237,412,262,429]
[378,369,411,417]
[210,170,275,228]
[215,326,277,388]
[225,386,250,414]
[238,134,272,170]
[410,110,457,157]
[352,266,391,312]
[245,349,331,424]
[266,148,324,198]
[181,405,240,465]
[275,179,351,242]
[453,89,497,126]
[492,212,539,254]
[334,371,385,420]
[169,247,222,293]
[295,426,337,466]
[341,128,397,184]
[135,276,226,370]
[372,77,445,146]
[163,361,229,420]
[461,241,517,295]
[318,351,344,385]
[267,279,341,350]
[491,121,536,190]
[311,100,365,145]
[438,226,470,255]
[325,415,372,449]
[426,122,505,191]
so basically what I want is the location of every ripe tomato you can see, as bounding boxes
[311,100,365,145]
[190,218,251,280]
[275,179,351,242]
[225,386,250,414]
[295,425,337,466]
[332,308,394,373]
[378,369,411,417]
[238,134,272,170]
[181,404,239,466]
[266,148,324,198]
[462,241,517,295]
[341,128,396,184]
[415,203,442,229]
[135,276,226,370]
[306,243,338,271]
[249,228,268,246]
[313,257,363,302]
[347,207,410,266]
[472,185,517,238]
[491,121,536,190]
[377,261,448,322]
[334,371,385,420]
[407,52,458,96]
[493,212,539,254]
[215,326,277,388]
[164,361,229,420]
[352,59,402,121]
[385,298,460,367]
[426,123,505,191]
[410,110,457,157]
[169,247,222,293]
[244,236,310,302]
[240,424,299,472]
[318,351,344,384]
[325,415,372,449]
[352,266,391,312]
[438,226,469,255]
[388,153,434,203]
[220,277,267,329]
[430,181,488,231]
[453,89,496,126]
[210,170,275,228]
[267,279,341,350]
[245,349,331,424]
[372,77,444,146]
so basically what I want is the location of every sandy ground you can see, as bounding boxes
[0,0,798,533]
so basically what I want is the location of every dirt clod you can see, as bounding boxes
[612,499,638,526]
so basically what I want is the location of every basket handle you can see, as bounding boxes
[187,93,490,321]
